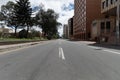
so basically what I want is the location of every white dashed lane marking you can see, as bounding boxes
[59,47,65,60]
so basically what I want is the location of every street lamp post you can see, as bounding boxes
[116,0,120,45]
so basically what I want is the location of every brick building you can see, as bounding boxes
[100,0,119,44]
[63,24,69,39]
[68,17,73,39]
[90,0,120,44]
[73,0,103,40]
[91,19,115,42]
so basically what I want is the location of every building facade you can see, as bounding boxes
[73,0,103,40]
[101,0,118,14]
[63,24,69,39]
[100,0,120,44]
[91,19,115,42]
[90,0,120,44]
[68,17,73,39]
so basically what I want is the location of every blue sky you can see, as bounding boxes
[62,3,74,11]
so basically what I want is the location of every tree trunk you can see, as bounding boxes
[14,27,17,37]
[26,26,29,38]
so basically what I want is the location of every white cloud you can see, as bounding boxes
[0,0,74,35]
[0,0,15,7]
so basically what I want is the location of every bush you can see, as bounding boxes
[18,29,27,38]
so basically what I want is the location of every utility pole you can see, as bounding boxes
[116,0,120,45]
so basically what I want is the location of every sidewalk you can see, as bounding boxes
[79,41,96,44]
[88,43,120,50]
[0,41,43,52]
[73,40,120,50]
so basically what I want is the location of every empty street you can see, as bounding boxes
[0,40,120,80]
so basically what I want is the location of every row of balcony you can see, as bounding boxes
[101,0,118,13]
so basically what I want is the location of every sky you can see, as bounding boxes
[0,0,74,35]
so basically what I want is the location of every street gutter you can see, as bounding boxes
[0,41,42,53]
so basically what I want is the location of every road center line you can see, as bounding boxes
[59,47,65,60]
[103,50,120,54]
[59,48,61,58]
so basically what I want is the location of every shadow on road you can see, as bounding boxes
[88,43,120,50]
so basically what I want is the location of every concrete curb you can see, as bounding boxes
[0,41,42,52]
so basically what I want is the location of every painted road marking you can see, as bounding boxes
[103,50,120,54]
[59,47,65,60]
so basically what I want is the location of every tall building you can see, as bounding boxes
[68,17,73,39]
[73,0,103,40]
[63,24,69,39]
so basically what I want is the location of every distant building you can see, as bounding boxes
[0,28,13,38]
[0,21,5,28]
[63,24,69,39]
[73,0,103,40]
[0,28,12,33]
[0,21,13,38]
[0,21,13,33]
[68,17,73,39]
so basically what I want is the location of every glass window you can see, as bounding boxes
[110,0,113,4]
[102,1,105,9]
[106,0,109,7]
[101,22,105,30]
[106,21,111,29]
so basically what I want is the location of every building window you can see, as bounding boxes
[106,21,110,29]
[102,1,105,9]
[106,0,109,7]
[101,22,105,30]
[106,21,111,33]
[110,0,113,4]
[119,24,120,32]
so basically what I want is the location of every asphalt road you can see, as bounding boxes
[0,39,120,80]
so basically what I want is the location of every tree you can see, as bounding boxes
[1,1,15,23]
[30,29,41,38]
[18,29,27,38]
[0,0,33,38]
[7,13,19,37]
[36,8,61,39]
[14,0,32,38]
[0,1,19,37]
[0,12,6,21]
